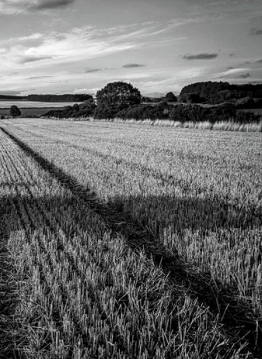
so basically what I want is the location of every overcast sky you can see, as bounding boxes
[0,0,262,96]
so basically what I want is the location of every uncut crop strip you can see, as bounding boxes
[1,127,261,358]
[0,128,251,358]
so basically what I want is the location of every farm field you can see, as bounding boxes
[0,118,261,358]
[0,100,82,108]
[0,107,66,117]
[0,100,83,118]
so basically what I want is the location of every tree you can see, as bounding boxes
[95,81,142,119]
[10,105,21,118]
[165,92,177,103]
[72,103,80,112]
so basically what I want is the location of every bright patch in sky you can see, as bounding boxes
[0,0,262,95]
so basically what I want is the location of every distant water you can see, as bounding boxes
[0,100,81,108]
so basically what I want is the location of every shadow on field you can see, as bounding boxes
[1,126,262,358]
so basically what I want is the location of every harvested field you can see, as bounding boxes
[0,118,261,358]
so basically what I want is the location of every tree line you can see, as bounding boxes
[4,81,262,123]
[0,94,92,102]
[27,94,92,102]
[43,81,262,124]
[180,81,262,105]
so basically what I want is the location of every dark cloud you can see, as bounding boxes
[257,59,262,63]
[226,66,234,70]
[32,0,76,10]
[250,28,262,35]
[239,73,251,79]
[21,56,53,63]
[122,63,146,68]
[85,69,101,73]
[229,53,235,57]
[183,53,218,60]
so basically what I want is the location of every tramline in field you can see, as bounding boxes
[0,118,261,358]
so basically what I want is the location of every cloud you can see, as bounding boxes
[183,53,218,60]
[257,59,262,63]
[33,0,76,10]
[28,75,53,79]
[0,26,139,71]
[1,33,43,48]
[250,28,262,35]
[214,68,251,78]
[122,63,145,68]
[21,55,54,63]
[0,0,76,14]
[1,22,176,72]
[239,73,251,79]
[85,68,101,73]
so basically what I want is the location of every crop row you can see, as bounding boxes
[0,126,249,358]
[6,120,262,312]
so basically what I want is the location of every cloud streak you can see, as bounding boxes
[0,25,139,71]
[122,63,145,68]
[21,55,54,64]
[0,0,76,14]
[183,53,218,60]
[85,68,101,73]
[0,21,185,74]
[34,0,76,10]
[214,67,252,79]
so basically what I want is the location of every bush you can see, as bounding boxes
[207,103,236,123]
[235,111,261,124]
[10,105,21,118]
[169,105,208,123]
[180,93,206,104]
[235,97,255,109]
[116,103,170,120]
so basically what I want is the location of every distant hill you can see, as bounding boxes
[142,92,166,98]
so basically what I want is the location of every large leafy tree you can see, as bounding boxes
[95,81,142,119]
[10,105,21,118]
[165,92,177,103]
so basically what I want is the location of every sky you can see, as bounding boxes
[0,0,262,96]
